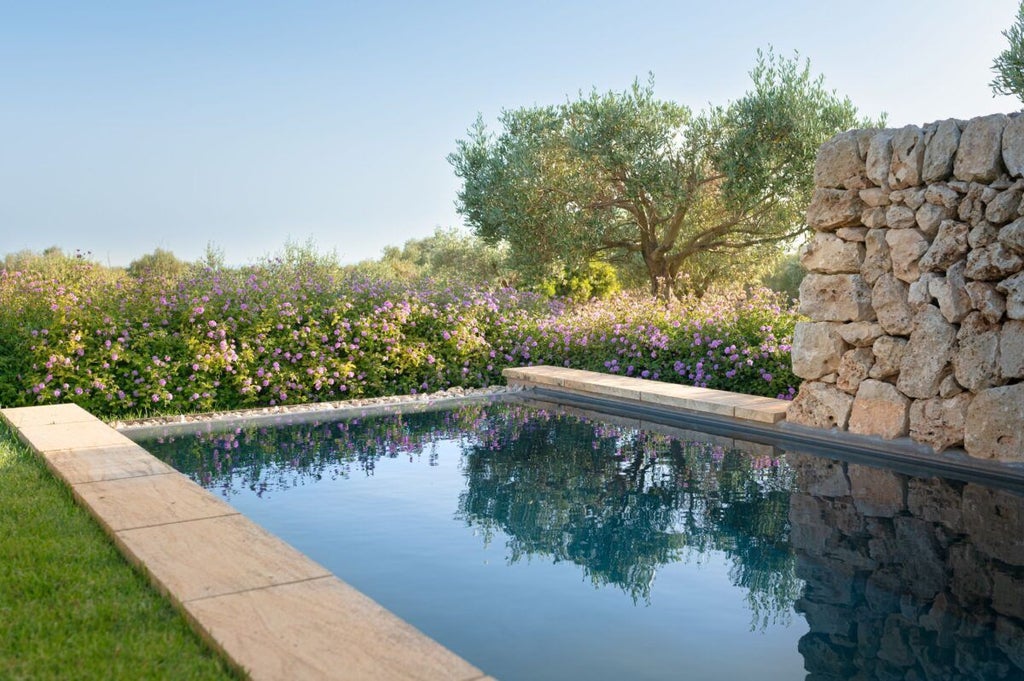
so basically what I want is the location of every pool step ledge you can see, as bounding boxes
[1,403,492,681]
[503,366,790,424]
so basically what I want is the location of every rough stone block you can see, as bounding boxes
[866,129,895,187]
[872,273,914,335]
[787,382,855,430]
[815,130,868,189]
[964,384,1024,461]
[836,321,884,347]
[1002,114,1024,178]
[999,320,1024,379]
[997,271,1024,319]
[954,114,1008,183]
[965,243,1023,281]
[863,228,892,285]
[870,336,907,379]
[848,380,910,439]
[896,305,956,399]
[909,394,972,452]
[965,281,1006,323]
[885,228,930,283]
[919,220,968,272]
[888,125,926,189]
[923,118,961,182]
[1000,217,1024,255]
[792,322,847,380]
[806,188,866,230]
[799,273,875,322]
[836,347,874,394]
[929,261,972,324]
[799,232,864,274]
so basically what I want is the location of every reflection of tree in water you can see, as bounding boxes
[455,412,801,626]
[137,402,801,626]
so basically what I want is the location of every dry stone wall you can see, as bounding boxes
[789,113,1024,461]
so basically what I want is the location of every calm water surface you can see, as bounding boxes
[134,400,1024,681]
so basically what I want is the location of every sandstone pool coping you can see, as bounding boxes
[502,366,791,424]
[0,402,492,681]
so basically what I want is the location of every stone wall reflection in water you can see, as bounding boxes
[789,453,1024,680]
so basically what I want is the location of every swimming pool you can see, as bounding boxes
[132,396,1024,680]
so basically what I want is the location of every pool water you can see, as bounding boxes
[134,399,1024,681]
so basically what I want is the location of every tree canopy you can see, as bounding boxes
[992,1,1024,103]
[449,50,871,297]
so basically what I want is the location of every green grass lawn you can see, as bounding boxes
[0,424,240,681]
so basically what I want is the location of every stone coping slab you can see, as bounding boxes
[0,405,487,681]
[503,366,790,424]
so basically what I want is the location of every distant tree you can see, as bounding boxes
[992,1,1024,103]
[127,248,188,280]
[450,50,872,298]
[359,227,514,287]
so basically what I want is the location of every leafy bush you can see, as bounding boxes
[0,253,801,418]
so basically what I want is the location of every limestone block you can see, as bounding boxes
[997,271,1024,319]
[1002,114,1024,178]
[792,321,847,380]
[861,207,887,228]
[786,382,855,430]
[886,205,917,229]
[999,216,1024,254]
[909,394,971,452]
[836,321,883,347]
[908,477,964,530]
[964,384,1024,461]
[806,188,865,231]
[999,320,1024,379]
[863,229,892,285]
[939,373,964,398]
[929,261,972,323]
[965,243,1024,281]
[885,229,930,282]
[986,189,1022,224]
[866,129,895,187]
[907,272,938,310]
[923,118,961,182]
[848,462,906,517]
[836,347,874,394]
[903,188,926,210]
[954,114,1008,182]
[870,336,907,379]
[836,226,868,242]
[968,221,999,249]
[848,380,910,439]
[965,281,1007,323]
[815,130,868,189]
[915,203,954,238]
[888,125,926,189]
[924,184,960,209]
[919,220,968,272]
[954,313,1001,392]
[872,273,914,335]
[896,305,956,399]
[799,233,864,274]
[859,187,890,207]
[799,273,875,322]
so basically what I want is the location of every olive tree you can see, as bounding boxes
[992,1,1024,103]
[449,50,869,298]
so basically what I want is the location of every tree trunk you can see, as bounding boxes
[643,252,677,301]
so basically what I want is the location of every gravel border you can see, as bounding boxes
[112,385,522,433]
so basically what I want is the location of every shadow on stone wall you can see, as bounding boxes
[789,452,1024,679]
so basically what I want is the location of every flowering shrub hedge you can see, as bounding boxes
[0,257,800,419]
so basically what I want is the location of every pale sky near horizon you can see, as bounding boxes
[2,0,1021,267]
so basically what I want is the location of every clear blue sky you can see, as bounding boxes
[1,0,1020,267]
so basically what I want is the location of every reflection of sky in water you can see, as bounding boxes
[134,401,1024,681]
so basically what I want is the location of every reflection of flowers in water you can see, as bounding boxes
[137,402,800,628]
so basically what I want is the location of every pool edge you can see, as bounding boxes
[0,403,491,681]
